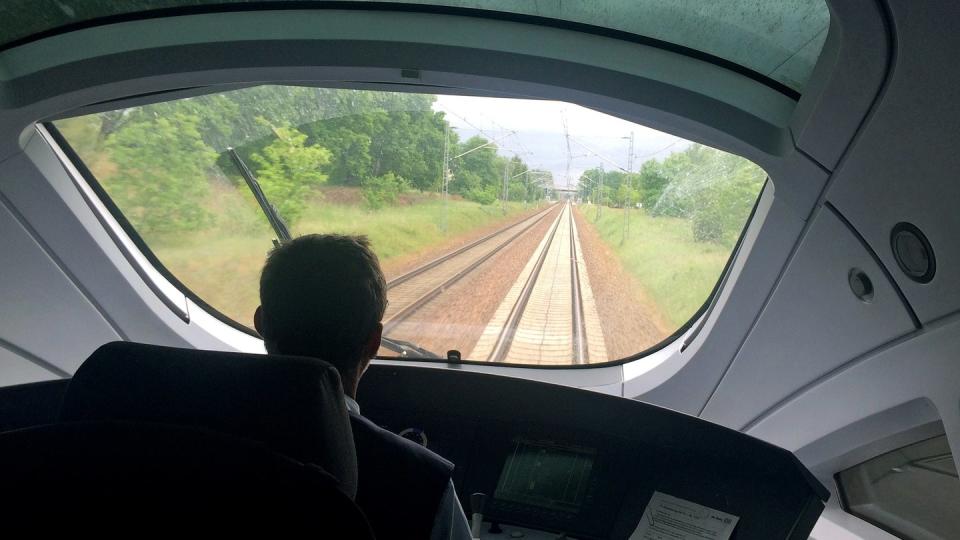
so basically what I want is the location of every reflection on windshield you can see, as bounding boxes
[53,86,765,366]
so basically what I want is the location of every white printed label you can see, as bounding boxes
[629,491,739,540]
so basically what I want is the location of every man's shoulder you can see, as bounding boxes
[349,412,453,476]
[349,413,460,539]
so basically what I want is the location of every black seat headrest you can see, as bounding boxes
[60,341,357,499]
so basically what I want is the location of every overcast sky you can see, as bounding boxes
[433,95,690,189]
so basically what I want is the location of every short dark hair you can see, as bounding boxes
[259,234,387,373]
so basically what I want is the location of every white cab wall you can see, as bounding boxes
[826,1,960,324]
[701,207,916,430]
[686,1,960,523]
[0,130,263,381]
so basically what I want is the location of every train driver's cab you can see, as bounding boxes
[1,1,958,539]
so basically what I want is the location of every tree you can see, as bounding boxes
[371,109,445,191]
[299,92,445,191]
[689,152,766,244]
[616,183,640,208]
[106,111,216,234]
[362,172,408,209]
[450,136,501,203]
[637,160,670,209]
[307,114,375,186]
[250,125,331,224]
[641,143,765,244]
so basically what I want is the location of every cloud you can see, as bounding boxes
[434,95,690,187]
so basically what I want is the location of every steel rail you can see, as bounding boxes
[569,206,588,364]
[486,205,566,363]
[383,204,560,332]
[386,203,558,289]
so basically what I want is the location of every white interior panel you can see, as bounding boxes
[745,312,960,480]
[826,1,960,324]
[0,183,119,373]
[0,342,61,385]
[637,175,817,413]
[701,207,915,429]
[790,0,890,170]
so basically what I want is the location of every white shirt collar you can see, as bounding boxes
[344,395,361,415]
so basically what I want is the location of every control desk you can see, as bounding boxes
[359,364,828,540]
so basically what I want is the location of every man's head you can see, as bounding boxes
[255,234,387,391]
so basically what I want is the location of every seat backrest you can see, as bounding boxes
[0,420,375,537]
[60,341,358,498]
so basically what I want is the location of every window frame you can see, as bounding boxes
[835,431,959,540]
[42,85,769,369]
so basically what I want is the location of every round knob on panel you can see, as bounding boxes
[891,222,936,283]
[848,268,874,303]
[398,428,428,447]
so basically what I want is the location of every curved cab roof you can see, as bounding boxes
[0,0,829,94]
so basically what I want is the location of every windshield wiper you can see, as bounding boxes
[228,147,292,246]
[381,337,440,359]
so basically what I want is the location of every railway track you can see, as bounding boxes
[382,203,559,335]
[471,203,605,365]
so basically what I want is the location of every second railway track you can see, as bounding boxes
[382,203,560,333]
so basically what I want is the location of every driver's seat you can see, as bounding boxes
[0,419,374,537]
[60,341,359,498]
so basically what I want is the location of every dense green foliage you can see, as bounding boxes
[105,111,216,233]
[578,144,765,245]
[362,172,409,209]
[61,86,542,234]
[249,125,331,223]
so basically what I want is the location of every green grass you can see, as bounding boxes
[579,204,733,328]
[147,194,534,328]
[293,198,531,260]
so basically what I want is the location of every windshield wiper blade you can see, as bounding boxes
[228,147,292,246]
[381,337,440,359]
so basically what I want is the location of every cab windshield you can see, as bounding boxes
[53,85,765,366]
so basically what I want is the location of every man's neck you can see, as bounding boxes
[265,344,362,399]
[342,372,360,400]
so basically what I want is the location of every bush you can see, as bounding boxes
[463,186,498,205]
[362,172,408,209]
[691,210,726,243]
[106,112,216,234]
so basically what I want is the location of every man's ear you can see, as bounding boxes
[362,322,383,360]
[254,305,265,337]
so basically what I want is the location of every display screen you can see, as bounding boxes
[494,439,596,514]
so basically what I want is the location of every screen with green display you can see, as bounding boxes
[494,439,596,514]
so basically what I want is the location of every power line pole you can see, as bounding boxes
[596,164,604,221]
[441,125,450,234]
[501,158,511,214]
[622,131,634,244]
[627,130,634,236]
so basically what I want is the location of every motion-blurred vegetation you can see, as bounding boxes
[577,144,765,246]
[56,86,553,235]
[54,85,764,343]
[577,206,734,328]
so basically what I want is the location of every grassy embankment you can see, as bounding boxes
[149,190,533,328]
[578,204,733,328]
